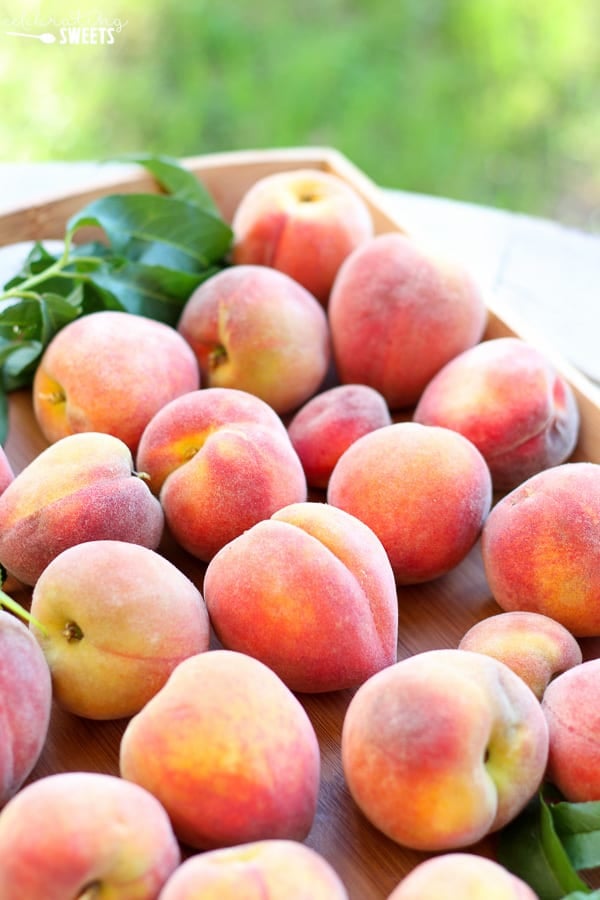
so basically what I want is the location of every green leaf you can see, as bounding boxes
[89,260,216,325]
[551,801,600,871]
[112,153,220,214]
[498,793,590,900]
[562,893,600,899]
[67,193,233,271]
[2,241,60,290]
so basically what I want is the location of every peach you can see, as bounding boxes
[341,649,549,852]
[203,501,398,693]
[177,265,330,415]
[413,337,580,491]
[136,388,307,562]
[33,309,200,454]
[481,462,600,636]
[328,231,487,408]
[458,611,582,700]
[231,167,374,305]
[327,422,493,584]
[386,853,539,899]
[541,659,600,801]
[0,771,180,899]
[0,446,14,496]
[0,610,52,807]
[287,383,392,489]
[0,431,164,586]
[120,649,321,850]
[29,540,210,720]
[158,840,349,899]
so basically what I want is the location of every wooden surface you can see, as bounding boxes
[1,148,600,898]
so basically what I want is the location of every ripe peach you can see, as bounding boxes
[0,432,164,586]
[386,853,539,899]
[158,840,349,899]
[0,446,14,496]
[327,421,492,584]
[413,337,580,491]
[481,462,600,636]
[136,388,307,562]
[0,771,181,899]
[29,540,210,720]
[287,383,392,489]
[458,611,582,700]
[341,649,549,852]
[328,231,487,408]
[541,658,600,801]
[177,265,330,415]
[203,501,398,693]
[0,611,52,807]
[33,310,200,454]
[231,167,374,305]
[120,649,321,850]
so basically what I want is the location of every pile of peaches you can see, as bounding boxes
[0,166,598,899]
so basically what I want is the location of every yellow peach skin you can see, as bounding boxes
[481,462,600,636]
[328,231,487,408]
[29,540,210,720]
[341,649,549,852]
[177,264,330,415]
[413,337,580,491]
[0,771,181,899]
[33,310,200,454]
[231,168,374,305]
[203,501,398,693]
[0,611,52,807]
[136,388,307,562]
[386,853,539,899]
[158,840,349,899]
[120,649,321,851]
[0,432,164,586]
[328,422,492,584]
[458,611,582,700]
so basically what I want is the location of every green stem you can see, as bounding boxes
[0,239,103,302]
[0,589,48,636]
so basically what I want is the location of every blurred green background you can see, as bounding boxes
[1,0,599,231]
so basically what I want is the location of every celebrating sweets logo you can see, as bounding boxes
[5,9,128,45]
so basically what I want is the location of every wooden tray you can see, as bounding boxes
[2,147,600,898]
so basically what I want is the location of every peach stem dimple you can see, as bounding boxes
[208,345,228,370]
[63,621,84,642]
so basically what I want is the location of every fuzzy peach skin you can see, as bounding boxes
[0,771,180,899]
[328,231,487,408]
[0,611,52,807]
[328,421,492,584]
[158,840,349,899]
[136,388,307,561]
[204,501,398,693]
[177,265,330,415]
[413,337,580,491]
[0,432,164,586]
[481,462,600,636]
[287,383,392,489]
[33,310,200,454]
[230,168,374,305]
[120,649,321,851]
[342,649,549,852]
[458,611,582,701]
[386,853,539,899]
[541,659,600,801]
[29,540,210,720]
